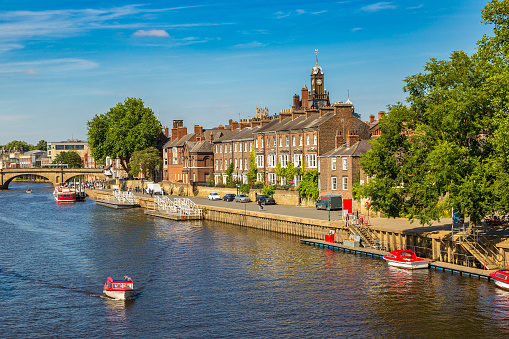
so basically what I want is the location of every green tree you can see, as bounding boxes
[225,162,234,184]
[52,150,83,168]
[129,147,163,181]
[35,140,47,151]
[246,146,257,184]
[356,0,509,225]
[239,183,250,194]
[4,140,33,151]
[298,170,319,200]
[87,97,161,174]
[262,184,275,196]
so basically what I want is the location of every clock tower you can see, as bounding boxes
[309,53,330,109]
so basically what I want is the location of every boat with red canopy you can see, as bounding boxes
[490,269,509,290]
[103,276,134,300]
[383,250,429,270]
[54,186,76,204]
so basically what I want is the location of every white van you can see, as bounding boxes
[146,183,164,195]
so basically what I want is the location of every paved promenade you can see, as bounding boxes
[96,189,461,235]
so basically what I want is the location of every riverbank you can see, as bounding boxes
[86,189,509,272]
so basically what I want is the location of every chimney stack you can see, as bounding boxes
[230,120,239,130]
[293,94,300,110]
[301,85,309,108]
[194,125,203,136]
[378,111,385,121]
[369,115,375,124]
[335,131,344,149]
[346,130,360,148]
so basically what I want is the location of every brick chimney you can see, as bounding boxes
[346,130,360,148]
[293,94,300,110]
[369,115,375,124]
[194,125,203,136]
[378,111,385,121]
[230,120,239,130]
[301,85,309,108]
[335,131,344,149]
[209,132,214,142]
[177,126,187,140]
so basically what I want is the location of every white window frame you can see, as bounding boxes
[279,136,283,147]
[343,158,348,170]
[293,154,302,167]
[292,135,296,146]
[268,173,276,184]
[279,154,288,167]
[306,134,310,146]
[313,134,317,145]
[244,158,248,170]
[342,176,348,190]
[257,172,264,182]
[300,135,303,146]
[267,154,276,168]
[331,176,337,190]
[307,154,317,168]
[331,158,336,170]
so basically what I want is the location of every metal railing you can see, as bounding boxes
[147,197,202,219]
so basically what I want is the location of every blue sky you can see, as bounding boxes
[0,0,491,145]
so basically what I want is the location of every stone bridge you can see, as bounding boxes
[0,168,107,189]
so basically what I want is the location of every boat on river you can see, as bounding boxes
[103,276,134,300]
[26,188,32,193]
[383,250,429,270]
[490,269,509,290]
[54,186,76,204]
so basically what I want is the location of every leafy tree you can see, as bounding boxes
[246,146,257,184]
[87,97,161,174]
[356,0,509,226]
[129,147,162,181]
[4,140,33,151]
[52,150,83,168]
[225,162,234,184]
[261,184,275,196]
[298,170,319,200]
[239,183,250,194]
[35,140,47,151]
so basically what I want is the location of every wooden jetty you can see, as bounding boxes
[300,239,494,281]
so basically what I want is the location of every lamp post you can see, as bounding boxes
[236,167,239,195]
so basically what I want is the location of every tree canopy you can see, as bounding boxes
[355,0,509,225]
[129,147,162,181]
[87,97,161,174]
[3,140,34,151]
[52,150,83,168]
[35,140,47,151]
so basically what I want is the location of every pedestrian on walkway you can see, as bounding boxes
[258,198,263,210]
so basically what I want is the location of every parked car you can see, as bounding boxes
[208,192,221,200]
[235,194,250,203]
[256,194,275,205]
[223,194,236,202]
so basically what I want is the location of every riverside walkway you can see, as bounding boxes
[94,188,460,234]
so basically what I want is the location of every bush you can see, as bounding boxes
[262,184,275,196]
[239,184,250,194]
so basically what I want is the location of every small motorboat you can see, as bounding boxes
[383,250,429,270]
[490,269,509,290]
[103,276,134,300]
[26,189,32,193]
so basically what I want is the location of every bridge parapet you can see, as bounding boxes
[0,168,106,189]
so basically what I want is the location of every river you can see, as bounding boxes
[1,182,509,338]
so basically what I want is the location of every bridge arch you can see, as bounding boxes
[0,168,106,189]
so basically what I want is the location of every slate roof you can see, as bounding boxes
[254,112,335,135]
[320,139,372,158]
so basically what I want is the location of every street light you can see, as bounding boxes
[236,166,239,195]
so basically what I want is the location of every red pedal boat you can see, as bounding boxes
[103,276,134,300]
[383,250,429,270]
[490,269,509,291]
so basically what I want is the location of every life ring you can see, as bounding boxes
[365,201,370,208]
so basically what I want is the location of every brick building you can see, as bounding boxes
[318,132,372,199]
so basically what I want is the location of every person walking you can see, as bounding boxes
[258,198,263,210]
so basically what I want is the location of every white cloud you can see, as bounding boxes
[275,11,291,19]
[0,58,98,74]
[407,4,424,10]
[233,41,267,48]
[360,2,397,12]
[352,27,362,32]
[133,29,169,37]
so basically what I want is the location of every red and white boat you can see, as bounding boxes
[26,188,32,193]
[383,250,429,270]
[103,276,134,300]
[490,270,509,290]
[54,186,76,203]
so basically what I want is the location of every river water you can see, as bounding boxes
[1,183,509,338]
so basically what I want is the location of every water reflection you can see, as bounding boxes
[104,298,136,336]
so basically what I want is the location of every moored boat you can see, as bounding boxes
[490,269,509,290]
[26,188,32,193]
[54,186,76,203]
[103,276,134,300]
[383,250,429,270]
